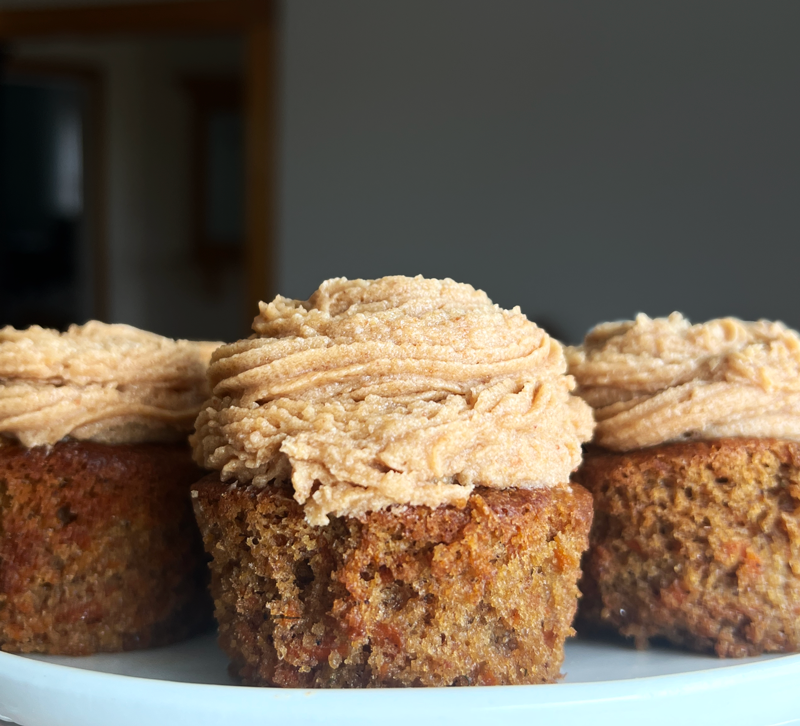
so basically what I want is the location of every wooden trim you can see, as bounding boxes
[85,67,109,322]
[244,17,276,325]
[0,0,272,38]
[182,75,243,272]
[4,59,109,322]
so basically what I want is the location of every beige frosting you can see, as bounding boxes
[193,276,594,525]
[566,312,800,451]
[0,322,218,447]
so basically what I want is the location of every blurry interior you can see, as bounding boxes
[2,1,799,345]
[0,0,270,343]
[2,35,246,341]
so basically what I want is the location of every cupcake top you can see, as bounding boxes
[566,312,800,451]
[193,275,594,525]
[0,321,218,448]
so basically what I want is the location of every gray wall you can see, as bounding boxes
[280,2,800,343]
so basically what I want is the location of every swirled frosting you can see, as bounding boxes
[192,276,594,525]
[566,312,800,451]
[0,322,218,447]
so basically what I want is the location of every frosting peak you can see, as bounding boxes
[193,276,594,525]
[0,322,218,447]
[567,313,800,450]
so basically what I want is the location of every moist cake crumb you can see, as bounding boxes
[192,474,593,687]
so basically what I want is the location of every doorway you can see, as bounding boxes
[0,65,97,329]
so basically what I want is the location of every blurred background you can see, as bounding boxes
[1,0,799,344]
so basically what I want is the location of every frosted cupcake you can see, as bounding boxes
[0,322,217,654]
[191,276,595,687]
[568,313,800,656]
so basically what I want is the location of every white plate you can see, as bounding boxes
[0,632,798,726]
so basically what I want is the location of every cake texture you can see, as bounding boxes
[191,276,595,686]
[577,439,800,657]
[568,314,800,656]
[0,322,218,654]
[192,474,593,687]
[0,440,211,654]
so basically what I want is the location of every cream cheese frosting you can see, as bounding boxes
[0,322,218,447]
[192,276,594,525]
[566,312,800,451]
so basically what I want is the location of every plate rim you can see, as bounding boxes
[2,642,800,693]
[3,643,800,726]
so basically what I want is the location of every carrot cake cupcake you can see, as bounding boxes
[568,313,800,656]
[0,322,217,654]
[190,275,595,687]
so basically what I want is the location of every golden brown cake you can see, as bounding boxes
[0,322,218,654]
[193,474,593,687]
[568,313,800,656]
[577,439,800,657]
[191,276,595,686]
[0,440,211,654]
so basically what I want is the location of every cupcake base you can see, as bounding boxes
[191,474,593,687]
[0,440,213,654]
[577,438,800,657]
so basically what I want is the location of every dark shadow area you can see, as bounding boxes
[1,55,87,330]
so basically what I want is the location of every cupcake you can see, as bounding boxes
[0,321,217,654]
[568,313,800,656]
[190,275,595,687]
